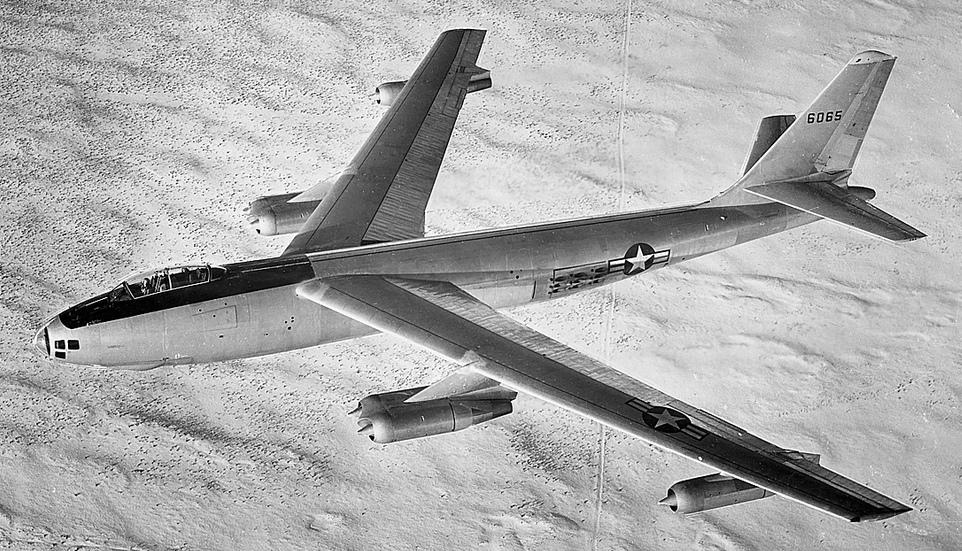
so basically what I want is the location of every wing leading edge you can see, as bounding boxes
[296,275,910,522]
[283,29,488,256]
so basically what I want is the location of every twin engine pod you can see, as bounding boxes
[660,451,820,514]
[374,69,492,107]
[246,192,319,236]
[352,385,515,443]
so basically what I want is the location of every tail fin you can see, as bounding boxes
[712,51,924,241]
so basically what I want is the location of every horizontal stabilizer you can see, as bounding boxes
[743,115,796,175]
[746,175,925,241]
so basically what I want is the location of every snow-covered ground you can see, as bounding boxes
[2,1,960,549]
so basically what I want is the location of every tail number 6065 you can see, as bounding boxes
[807,110,843,124]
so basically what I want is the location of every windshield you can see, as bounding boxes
[110,265,225,301]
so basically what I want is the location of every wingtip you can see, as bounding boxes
[442,28,487,36]
[849,50,896,65]
[890,228,926,241]
[853,505,912,522]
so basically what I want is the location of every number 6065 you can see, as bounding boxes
[807,110,843,123]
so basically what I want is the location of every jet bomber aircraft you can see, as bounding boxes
[36,30,923,522]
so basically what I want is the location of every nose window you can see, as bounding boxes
[52,339,79,358]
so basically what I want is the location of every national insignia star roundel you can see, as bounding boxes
[641,406,691,433]
[622,242,657,275]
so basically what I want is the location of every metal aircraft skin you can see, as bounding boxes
[35,30,922,523]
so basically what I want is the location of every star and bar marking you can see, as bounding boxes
[626,398,708,440]
[608,243,670,276]
[547,242,671,295]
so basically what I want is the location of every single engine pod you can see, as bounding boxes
[246,192,320,236]
[659,473,774,514]
[466,70,492,94]
[374,81,406,106]
[374,69,491,107]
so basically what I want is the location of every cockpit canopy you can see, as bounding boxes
[110,265,226,301]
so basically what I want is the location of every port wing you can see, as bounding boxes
[283,29,488,255]
[296,274,911,522]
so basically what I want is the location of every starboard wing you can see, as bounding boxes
[283,29,488,255]
[296,274,911,522]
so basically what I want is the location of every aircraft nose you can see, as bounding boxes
[34,323,50,357]
[35,315,69,361]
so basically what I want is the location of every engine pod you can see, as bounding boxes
[660,473,774,514]
[247,192,320,236]
[374,80,406,106]
[374,69,491,107]
[353,387,514,443]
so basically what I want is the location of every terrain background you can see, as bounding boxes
[2,0,960,549]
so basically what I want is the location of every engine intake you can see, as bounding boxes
[246,192,319,236]
[374,81,406,106]
[374,69,492,107]
[352,385,514,443]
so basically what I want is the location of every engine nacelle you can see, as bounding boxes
[374,69,492,107]
[352,386,514,443]
[374,80,406,106]
[246,192,320,236]
[659,474,774,514]
[660,451,821,514]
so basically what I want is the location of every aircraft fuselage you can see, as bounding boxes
[37,201,814,369]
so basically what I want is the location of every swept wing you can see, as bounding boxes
[283,29,488,255]
[296,275,911,522]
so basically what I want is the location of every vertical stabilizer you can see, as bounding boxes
[709,51,923,241]
[713,51,896,205]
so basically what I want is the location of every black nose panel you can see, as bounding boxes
[43,327,49,355]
